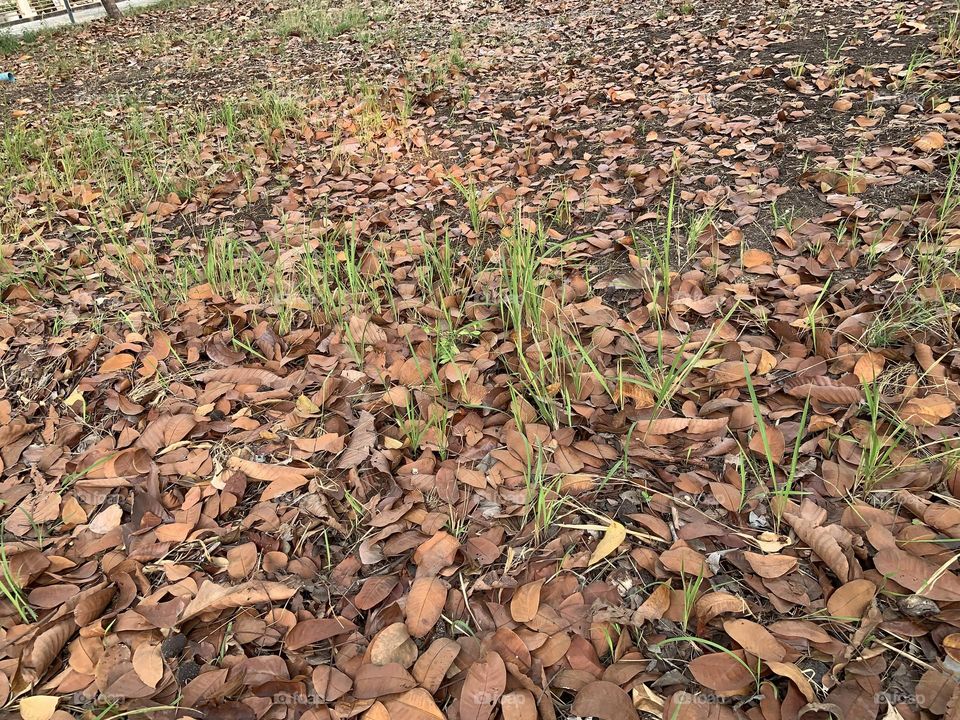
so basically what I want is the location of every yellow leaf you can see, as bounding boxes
[296,395,321,415]
[64,388,86,414]
[20,696,58,720]
[588,521,627,566]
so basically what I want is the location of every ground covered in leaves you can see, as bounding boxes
[1,0,960,718]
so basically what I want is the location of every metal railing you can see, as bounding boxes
[1,0,103,27]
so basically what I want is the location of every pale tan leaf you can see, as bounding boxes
[588,521,627,566]
[181,580,298,622]
[853,351,885,383]
[19,696,58,720]
[510,579,544,623]
[132,643,164,689]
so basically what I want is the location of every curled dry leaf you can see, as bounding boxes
[181,580,298,623]
[632,582,672,625]
[766,661,816,702]
[23,620,75,682]
[694,592,749,629]
[783,513,855,582]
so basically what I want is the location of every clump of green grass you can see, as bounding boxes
[938,7,960,57]
[0,29,38,56]
[274,0,368,41]
[741,363,811,529]
[0,531,37,624]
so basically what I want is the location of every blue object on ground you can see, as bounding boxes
[0,72,14,82]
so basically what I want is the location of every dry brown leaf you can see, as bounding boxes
[748,422,784,464]
[98,353,135,373]
[660,545,714,578]
[632,582,672,625]
[226,542,258,579]
[694,592,749,630]
[337,410,377,469]
[915,131,946,152]
[723,619,786,662]
[285,617,358,651]
[766,661,816,701]
[742,551,797,578]
[783,513,855,582]
[413,638,461,694]
[353,663,417,699]
[874,548,960,602]
[384,688,446,720]
[19,696,59,720]
[181,580,298,622]
[571,680,640,720]
[742,248,772,268]
[24,620,74,681]
[589,521,627,566]
[689,650,755,695]
[501,689,538,720]
[459,651,507,720]
[900,395,957,426]
[413,530,460,577]
[355,576,399,611]
[137,413,197,454]
[853,351,885,383]
[826,579,876,619]
[369,622,418,668]
[510,579,544,623]
[132,643,164,689]
[405,577,448,638]
[312,666,353,702]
